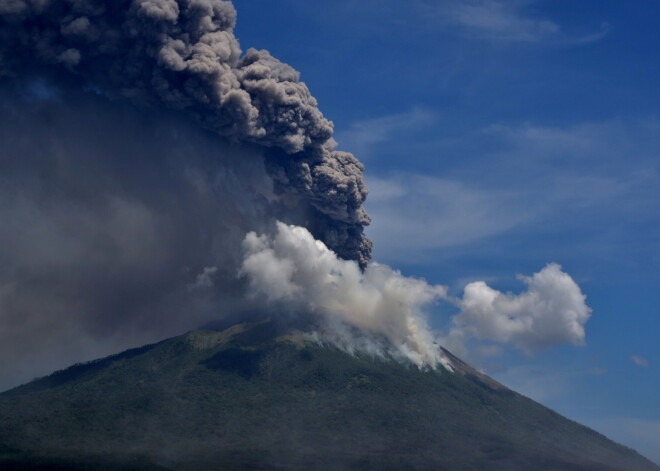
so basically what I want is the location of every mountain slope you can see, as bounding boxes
[0,319,656,471]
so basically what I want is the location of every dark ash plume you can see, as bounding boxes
[0,0,371,390]
[0,0,371,265]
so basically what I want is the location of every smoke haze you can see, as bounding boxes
[0,83,275,389]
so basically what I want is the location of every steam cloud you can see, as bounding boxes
[240,224,592,369]
[240,222,451,369]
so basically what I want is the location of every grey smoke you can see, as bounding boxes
[0,0,370,265]
[0,84,282,390]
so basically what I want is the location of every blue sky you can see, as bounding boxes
[233,0,659,462]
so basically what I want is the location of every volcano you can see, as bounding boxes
[0,318,656,471]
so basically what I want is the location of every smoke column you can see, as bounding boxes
[0,0,592,390]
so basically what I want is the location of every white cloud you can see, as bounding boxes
[451,0,559,42]
[443,263,592,355]
[631,354,649,367]
[419,0,608,45]
[475,344,504,358]
[240,222,450,369]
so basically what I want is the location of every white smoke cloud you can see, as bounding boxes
[240,224,593,368]
[444,263,592,356]
[240,222,450,369]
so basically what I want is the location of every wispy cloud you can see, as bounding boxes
[363,117,660,266]
[481,119,660,214]
[419,0,608,45]
[631,354,650,367]
[337,108,437,159]
[365,173,529,261]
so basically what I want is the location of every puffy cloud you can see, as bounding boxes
[444,263,591,355]
[240,222,450,369]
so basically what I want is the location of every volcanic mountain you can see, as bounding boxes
[0,318,656,471]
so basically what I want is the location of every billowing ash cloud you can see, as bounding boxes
[0,0,370,265]
[443,263,592,357]
[240,222,451,369]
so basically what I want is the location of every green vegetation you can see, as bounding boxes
[0,319,656,470]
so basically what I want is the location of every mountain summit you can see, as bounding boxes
[0,319,656,471]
